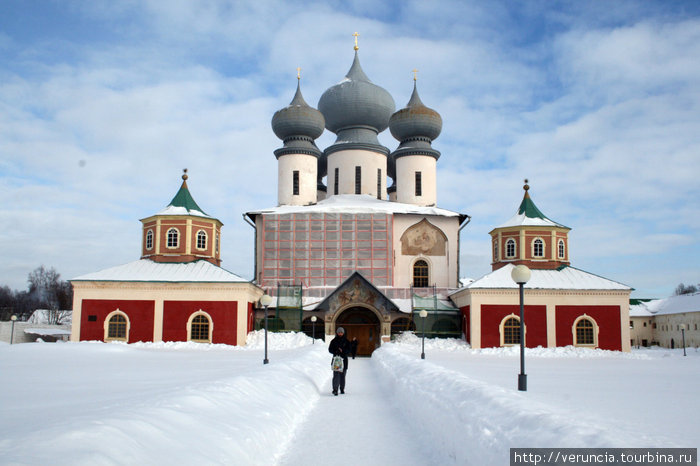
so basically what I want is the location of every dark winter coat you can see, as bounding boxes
[329,334,351,368]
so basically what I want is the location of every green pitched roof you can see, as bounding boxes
[168,180,207,215]
[517,192,549,220]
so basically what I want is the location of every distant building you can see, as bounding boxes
[70,172,262,345]
[629,293,700,348]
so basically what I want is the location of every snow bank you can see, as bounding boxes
[392,332,650,358]
[0,340,329,466]
[373,343,665,465]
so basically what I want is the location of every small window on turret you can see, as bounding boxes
[167,228,179,248]
[533,238,544,257]
[558,239,565,259]
[415,171,422,197]
[293,171,299,196]
[506,239,516,258]
[334,168,339,195]
[197,230,207,250]
[355,166,361,194]
[146,230,154,250]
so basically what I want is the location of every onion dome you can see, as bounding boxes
[389,80,442,160]
[272,80,325,158]
[318,51,395,154]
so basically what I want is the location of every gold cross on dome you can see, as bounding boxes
[297,66,301,80]
[412,68,418,81]
[353,32,360,50]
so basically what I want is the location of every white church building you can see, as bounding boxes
[70,40,631,354]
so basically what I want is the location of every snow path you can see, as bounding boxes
[277,358,434,466]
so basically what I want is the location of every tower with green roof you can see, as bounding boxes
[489,181,571,271]
[139,169,223,266]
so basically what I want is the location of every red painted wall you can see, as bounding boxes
[162,301,239,345]
[481,304,547,348]
[80,299,154,343]
[555,305,621,350]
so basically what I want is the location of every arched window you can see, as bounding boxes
[106,312,128,342]
[215,232,220,254]
[146,230,154,250]
[391,317,416,336]
[167,228,179,248]
[413,260,429,288]
[506,239,516,258]
[493,241,499,261]
[533,238,544,257]
[190,314,211,343]
[558,239,565,259]
[574,316,596,346]
[502,316,520,345]
[196,230,207,250]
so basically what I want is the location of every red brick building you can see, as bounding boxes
[71,171,262,345]
[450,182,631,351]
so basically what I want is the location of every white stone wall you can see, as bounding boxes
[278,154,318,206]
[326,149,387,198]
[392,215,460,289]
[395,156,437,206]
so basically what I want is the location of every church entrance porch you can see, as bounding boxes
[336,307,381,356]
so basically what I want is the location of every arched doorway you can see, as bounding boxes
[336,306,381,356]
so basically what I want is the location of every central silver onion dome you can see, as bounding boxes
[272,81,325,158]
[318,51,395,153]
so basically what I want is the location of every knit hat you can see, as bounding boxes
[336,327,345,335]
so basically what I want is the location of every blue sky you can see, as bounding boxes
[1,0,699,297]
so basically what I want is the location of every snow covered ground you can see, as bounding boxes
[0,332,697,465]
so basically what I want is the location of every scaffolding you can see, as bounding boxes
[255,283,303,332]
[411,286,462,339]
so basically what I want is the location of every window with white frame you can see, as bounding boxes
[190,314,211,343]
[502,316,520,345]
[506,239,516,258]
[106,312,128,342]
[494,241,499,261]
[167,228,179,248]
[533,238,544,257]
[196,230,207,250]
[558,239,565,259]
[413,260,429,287]
[146,230,154,250]
[574,317,596,346]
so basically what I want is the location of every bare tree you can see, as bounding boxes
[674,283,699,296]
[27,266,73,324]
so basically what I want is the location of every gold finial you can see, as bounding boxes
[296,66,301,80]
[412,68,418,81]
[182,168,188,181]
[353,32,360,51]
[523,178,529,192]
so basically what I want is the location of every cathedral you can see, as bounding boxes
[70,40,631,353]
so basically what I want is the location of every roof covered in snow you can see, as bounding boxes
[246,194,466,220]
[457,264,631,291]
[634,292,700,316]
[147,172,217,220]
[71,259,249,283]
[494,184,568,229]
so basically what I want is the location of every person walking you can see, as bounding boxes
[329,327,351,396]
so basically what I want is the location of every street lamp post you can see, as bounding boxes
[10,315,17,345]
[511,265,531,392]
[260,294,273,364]
[680,324,686,357]
[311,315,317,344]
[419,309,428,359]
